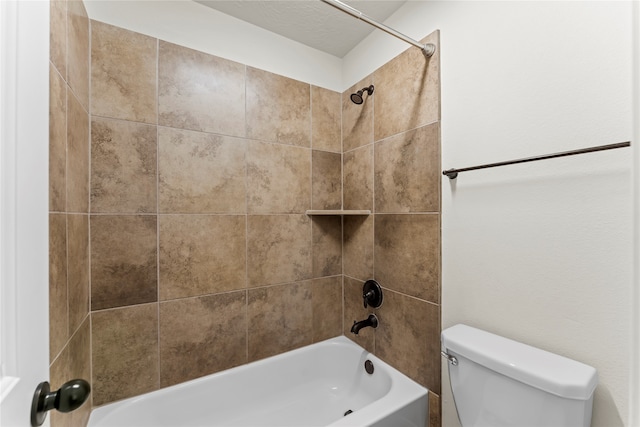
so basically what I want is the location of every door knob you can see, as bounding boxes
[30,379,90,426]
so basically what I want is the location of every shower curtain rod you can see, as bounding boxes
[442,141,631,179]
[320,0,436,58]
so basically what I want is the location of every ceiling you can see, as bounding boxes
[194,0,407,58]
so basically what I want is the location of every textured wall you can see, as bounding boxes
[49,0,92,426]
[87,21,343,407]
[341,31,442,427]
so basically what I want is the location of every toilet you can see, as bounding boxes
[441,324,598,427]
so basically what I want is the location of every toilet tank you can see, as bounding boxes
[441,324,598,427]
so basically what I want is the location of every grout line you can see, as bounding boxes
[155,36,161,390]
[86,15,94,409]
[340,90,345,335]
[244,64,249,363]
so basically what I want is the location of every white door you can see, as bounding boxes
[0,1,50,426]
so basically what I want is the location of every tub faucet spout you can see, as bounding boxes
[351,314,378,335]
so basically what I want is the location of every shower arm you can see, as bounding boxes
[320,0,436,58]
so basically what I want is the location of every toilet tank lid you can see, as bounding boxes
[441,324,598,400]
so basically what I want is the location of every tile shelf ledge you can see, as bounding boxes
[306,210,371,216]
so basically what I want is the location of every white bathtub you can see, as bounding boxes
[88,336,429,427]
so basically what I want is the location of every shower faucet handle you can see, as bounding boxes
[362,280,383,308]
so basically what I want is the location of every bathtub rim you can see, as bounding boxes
[88,335,429,427]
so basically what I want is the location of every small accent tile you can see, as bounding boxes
[67,0,89,110]
[343,215,374,281]
[50,0,67,78]
[312,150,341,210]
[342,76,373,152]
[312,276,342,342]
[311,216,342,278]
[66,91,89,213]
[343,276,374,352]
[49,213,68,360]
[343,144,373,211]
[312,86,341,153]
[49,65,66,212]
[50,318,91,427]
[67,214,89,333]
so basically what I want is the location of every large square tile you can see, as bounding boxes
[159,215,246,300]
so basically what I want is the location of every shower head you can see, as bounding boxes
[350,85,374,105]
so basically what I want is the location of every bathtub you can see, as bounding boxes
[88,336,429,427]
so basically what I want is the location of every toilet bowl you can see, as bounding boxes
[441,324,597,427]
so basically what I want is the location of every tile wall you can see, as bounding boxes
[49,0,92,426]
[87,22,343,406]
[341,32,442,427]
[49,5,441,426]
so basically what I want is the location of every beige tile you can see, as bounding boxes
[66,91,89,213]
[248,282,312,361]
[374,31,440,141]
[246,67,310,147]
[312,150,341,210]
[159,127,246,214]
[343,144,373,211]
[50,317,91,427]
[375,124,440,213]
[247,142,310,214]
[91,215,158,310]
[375,123,441,213]
[343,215,374,281]
[91,21,157,124]
[312,276,342,342]
[49,214,68,361]
[91,118,157,213]
[374,214,440,303]
[91,304,159,406]
[429,392,441,427]
[342,76,374,152]
[158,41,245,136]
[159,215,246,300]
[311,216,342,278]
[50,0,67,79]
[159,291,247,387]
[67,0,89,110]
[311,86,341,153]
[375,289,440,392]
[50,65,66,212]
[67,214,89,334]
[247,215,311,287]
[343,276,374,352]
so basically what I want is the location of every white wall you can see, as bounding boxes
[344,1,633,426]
[84,0,343,91]
[631,1,640,425]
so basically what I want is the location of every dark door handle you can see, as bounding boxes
[30,379,90,426]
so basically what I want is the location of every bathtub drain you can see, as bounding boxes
[344,409,353,416]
